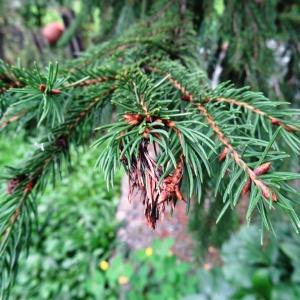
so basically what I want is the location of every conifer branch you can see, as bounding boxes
[196,104,277,201]
[147,65,278,201]
[1,3,300,297]
[144,65,296,201]
[0,88,114,298]
[3,91,112,228]
[208,97,298,133]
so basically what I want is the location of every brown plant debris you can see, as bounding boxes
[123,139,185,229]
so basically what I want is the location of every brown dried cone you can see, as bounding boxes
[122,139,185,229]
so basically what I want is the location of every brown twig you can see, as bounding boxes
[1,157,50,248]
[65,76,116,88]
[210,97,298,132]
[0,110,27,130]
[0,190,30,249]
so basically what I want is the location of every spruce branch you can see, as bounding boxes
[208,96,298,133]
[196,104,277,202]
[144,62,300,225]
[157,66,278,201]
[93,71,214,227]
[1,2,300,297]
[0,65,118,131]
[0,87,114,298]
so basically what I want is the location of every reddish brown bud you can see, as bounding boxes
[270,117,297,132]
[25,180,36,192]
[50,89,61,95]
[10,81,20,88]
[7,179,19,195]
[145,116,152,123]
[123,114,143,126]
[7,175,26,195]
[242,163,272,196]
[219,147,228,161]
[270,118,281,126]
[242,180,251,196]
[56,135,68,149]
[202,98,210,104]
[143,128,151,138]
[39,84,46,93]
[254,162,271,176]
[164,120,176,128]
[141,64,152,74]
[261,185,277,201]
[181,94,193,102]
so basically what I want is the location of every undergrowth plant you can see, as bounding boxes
[1,1,300,298]
[94,238,198,300]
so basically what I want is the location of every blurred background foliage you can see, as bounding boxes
[0,131,121,299]
[0,0,300,299]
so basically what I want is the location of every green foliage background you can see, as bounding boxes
[1,0,300,299]
[0,132,120,299]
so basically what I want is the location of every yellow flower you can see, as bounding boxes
[145,247,153,256]
[99,260,109,271]
[118,275,129,285]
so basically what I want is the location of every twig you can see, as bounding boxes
[64,75,115,88]
[0,110,27,130]
[210,97,298,132]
